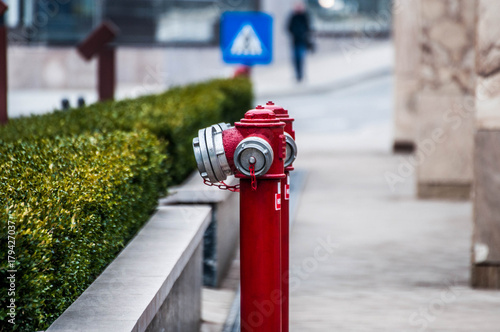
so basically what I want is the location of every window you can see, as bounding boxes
[308,0,393,36]
[7,0,259,46]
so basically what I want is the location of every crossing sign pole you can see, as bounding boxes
[221,12,273,66]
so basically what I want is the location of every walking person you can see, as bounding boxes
[287,2,312,82]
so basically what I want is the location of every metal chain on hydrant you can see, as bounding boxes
[203,178,240,192]
[249,163,257,191]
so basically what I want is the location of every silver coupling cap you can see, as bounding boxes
[192,123,232,183]
[284,133,298,168]
[234,137,274,177]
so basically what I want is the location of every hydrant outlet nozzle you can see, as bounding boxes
[192,122,233,183]
[284,133,298,167]
[233,137,274,177]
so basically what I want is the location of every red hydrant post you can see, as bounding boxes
[263,101,297,332]
[231,108,285,332]
[193,107,288,332]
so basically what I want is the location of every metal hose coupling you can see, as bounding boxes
[192,123,232,183]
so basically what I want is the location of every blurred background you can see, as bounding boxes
[4,0,392,44]
[2,0,392,115]
[3,1,500,331]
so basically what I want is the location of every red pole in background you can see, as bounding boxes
[98,46,116,101]
[226,108,286,332]
[77,21,118,102]
[0,1,8,125]
[263,101,296,332]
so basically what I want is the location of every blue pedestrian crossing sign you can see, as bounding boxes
[221,12,273,65]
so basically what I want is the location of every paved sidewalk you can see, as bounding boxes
[273,74,500,331]
[253,39,393,98]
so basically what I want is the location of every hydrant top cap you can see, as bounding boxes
[263,101,288,116]
[273,108,289,116]
[244,109,277,120]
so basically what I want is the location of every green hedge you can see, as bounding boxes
[0,77,253,183]
[0,77,253,331]
[0,132,168,330]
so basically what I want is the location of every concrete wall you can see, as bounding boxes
[415,0,476,199]
[392,0,420,152]
[471,0,500,289]
[7,46,232,91]
[160,174,240,288]
[46,206,211,332]
[146,244,202,332]
[7,0,295,92]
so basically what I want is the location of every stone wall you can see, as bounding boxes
[146,244,202,332]
[7,46,230,91]
[160,174,240,288]
[471,0,500,289]
[416,0,476,199]
[46,206,211,331]
[393,0,420,152]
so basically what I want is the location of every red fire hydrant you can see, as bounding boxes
[193,106,297,332]
[262,101,296,332]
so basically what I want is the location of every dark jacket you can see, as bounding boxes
[287,12,311,47]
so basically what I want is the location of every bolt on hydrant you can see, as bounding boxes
[193,104,298,332]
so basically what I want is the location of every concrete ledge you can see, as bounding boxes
[417,182,471,200]
[47,205,211,332]
[160,173,239,288]
[146,244,203,332]
[471,265,500,289]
